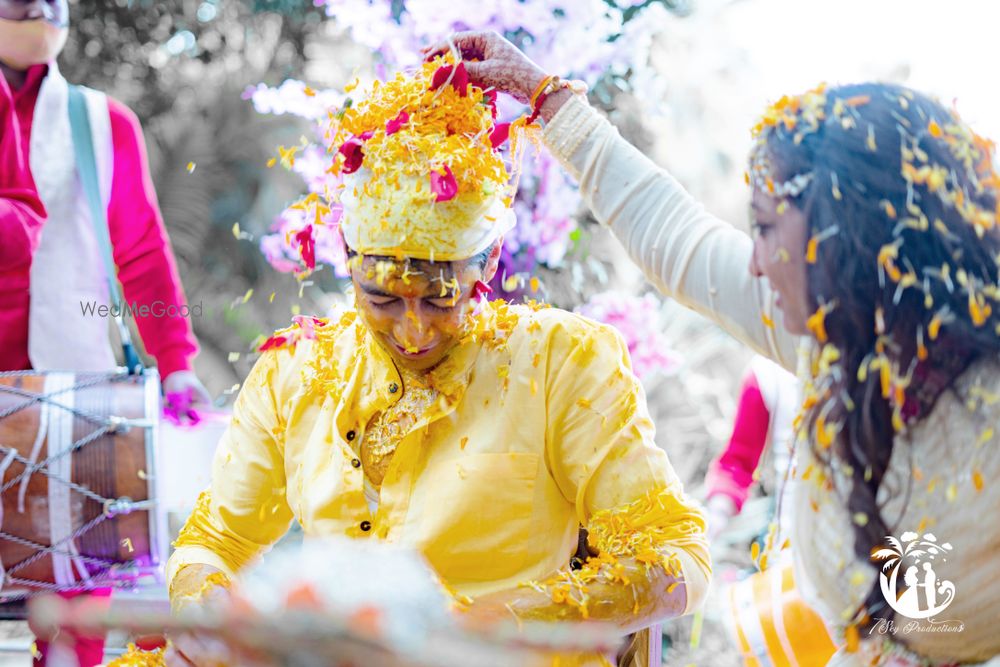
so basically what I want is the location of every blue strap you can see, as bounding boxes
[67,85,143,374]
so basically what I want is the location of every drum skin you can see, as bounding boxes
[0,372,156,594]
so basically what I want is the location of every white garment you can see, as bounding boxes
[749,354,800,543]
[27,63,118,372]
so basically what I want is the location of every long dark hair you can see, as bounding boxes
[760,82,1000,625]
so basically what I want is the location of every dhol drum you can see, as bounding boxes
[726,561,838,667]
[0,369,164,607]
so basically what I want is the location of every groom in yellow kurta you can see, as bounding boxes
[165,56,709,667]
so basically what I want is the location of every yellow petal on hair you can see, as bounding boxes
[881,200,897,219]
[928,119,943,138]
[267,157,277,168]
[269,291,276,303]
[816,414,836,448]
[122,537,134,553]
[806,236,819,264]
[969,291,992,326]
[806,302,834,343]
[929,312,944,340]
[186,162,196,174]
[241,289,253,304]
[852,512,868,527]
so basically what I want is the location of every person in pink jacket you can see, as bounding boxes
[705,355,799,542]
[1,1,209,664]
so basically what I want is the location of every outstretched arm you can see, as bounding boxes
[426,31,800,372]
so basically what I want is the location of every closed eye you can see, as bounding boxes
[367,297,398,309]
[424,298,457,312]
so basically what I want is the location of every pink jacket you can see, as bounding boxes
[0,65,197,377]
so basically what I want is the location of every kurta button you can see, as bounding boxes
[346,430,356,441]
[351,458,361,468]
[388,383,399,394]
[360,520,372,532]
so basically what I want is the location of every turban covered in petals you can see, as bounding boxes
[334,55,520,261]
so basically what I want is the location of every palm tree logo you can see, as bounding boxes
[871,531,956,619]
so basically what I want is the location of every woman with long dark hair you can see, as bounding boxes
[427,32,1000,666]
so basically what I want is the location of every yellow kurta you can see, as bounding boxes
[168,300,709,620]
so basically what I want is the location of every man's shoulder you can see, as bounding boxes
[507,300,623,345]
[255,308,361,388]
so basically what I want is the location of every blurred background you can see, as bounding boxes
[3,0,994,664]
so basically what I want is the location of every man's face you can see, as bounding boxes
[350,248,498,372]
[0,0,69,27]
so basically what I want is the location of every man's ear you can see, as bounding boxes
[340,231,356,277]
[483,237,503,283]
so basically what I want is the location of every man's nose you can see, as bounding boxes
[393,308,433,348]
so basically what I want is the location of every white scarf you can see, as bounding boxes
[27,63,118,371]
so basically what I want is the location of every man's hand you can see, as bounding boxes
[166,566,234,667]
[163,370,211,425]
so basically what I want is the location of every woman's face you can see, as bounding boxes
[350,248,499,372]
[749,187,811,335]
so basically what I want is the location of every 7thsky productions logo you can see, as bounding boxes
[870,531,964,635]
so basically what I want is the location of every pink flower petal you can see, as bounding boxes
[385,110,409,135]
[489,122,510,149]
[430,63,469,97]
[430,64,453,91]
[294,224,316,270]
[451,62,469,97]
[258,334,288,352]
[338,137,365,174]
[430,165,458,202]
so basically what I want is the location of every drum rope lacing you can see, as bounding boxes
[0,371,148,597]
